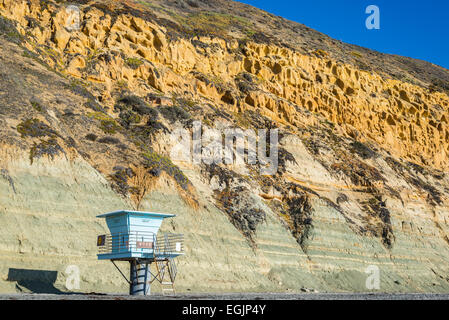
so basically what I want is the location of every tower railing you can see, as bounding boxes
[98,231,184,256]
[154,233,185,256]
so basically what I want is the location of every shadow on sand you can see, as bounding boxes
[7,268,68,294]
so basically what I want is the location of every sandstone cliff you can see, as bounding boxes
[0,0,448,293]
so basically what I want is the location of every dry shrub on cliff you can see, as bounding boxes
[128,165,158,210]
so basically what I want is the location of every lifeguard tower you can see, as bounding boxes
[96,210,184,295]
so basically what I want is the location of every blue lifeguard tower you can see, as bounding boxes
[96,210,184,295]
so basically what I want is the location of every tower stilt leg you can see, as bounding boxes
[129,260,151,295]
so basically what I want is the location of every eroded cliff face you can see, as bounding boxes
[0,0,449,293]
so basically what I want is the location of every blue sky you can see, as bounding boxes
[239,0,449,69]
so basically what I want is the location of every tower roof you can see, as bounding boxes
[96,210,175,219]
